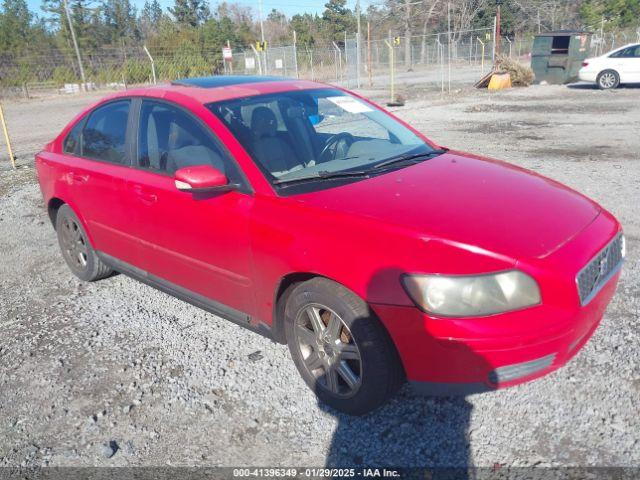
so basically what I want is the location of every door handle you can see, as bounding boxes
[133,185,157,204]
[139,193,157,204]
[71,173,88,183]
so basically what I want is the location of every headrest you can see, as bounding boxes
[251,106,277,138]
[168,119,198,150]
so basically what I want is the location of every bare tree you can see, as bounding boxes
[418,0,443,63]
[511,0,583,33]
[450,0,489,38]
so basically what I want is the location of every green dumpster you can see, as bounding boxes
[531,31,591,84]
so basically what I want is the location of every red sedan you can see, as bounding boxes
[36,76,624,415]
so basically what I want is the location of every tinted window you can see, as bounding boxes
[63,120,83,155]
[138,101,236,179]
[610,45,640,58]
[82,101,130,164]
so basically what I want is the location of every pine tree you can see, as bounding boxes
[169,0,208,28]
[141,0,161,26]
[0,0,32,55]
[321,0,355,43]
[41,0,99,53]
[102,0,139,43]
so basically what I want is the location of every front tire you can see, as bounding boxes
[597,70,619,90]
[284,277,404,415]
[56,204,113,282]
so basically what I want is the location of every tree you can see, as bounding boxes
[265,8,289,44]
[290,13,320,47]
[202,15,238,49]
[322,0,355,43]
[169,0,208,28]
[139,0,162,37]
[213,2,254,44]
[0,0,32,55]
[102,0,139,43]
[580,0,640,29]
[41,0,101,54]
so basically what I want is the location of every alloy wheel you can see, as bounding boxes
[600,72,617,89]
[60,216,88,270]
[294,304,362,398]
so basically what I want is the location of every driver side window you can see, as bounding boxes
[137,101,234,178]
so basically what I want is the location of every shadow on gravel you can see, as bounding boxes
[566,82,640,90]
[323,396,474,475]
[322,267,494,477]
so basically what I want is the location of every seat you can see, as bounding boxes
[165,121,225,174]
[250,107,300,175]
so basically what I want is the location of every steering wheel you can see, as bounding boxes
[318,132,355,163]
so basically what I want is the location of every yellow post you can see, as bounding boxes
[0,103,16,170]
[384,39,395,104]
[477,37,486,73]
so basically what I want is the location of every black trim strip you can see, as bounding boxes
[96,251,274,341]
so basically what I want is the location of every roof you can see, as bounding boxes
[535,30,591,37]
[172,75,290,88]
[103,76,328,105]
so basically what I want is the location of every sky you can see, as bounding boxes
[26,0,370,21]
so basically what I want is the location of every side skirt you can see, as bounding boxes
[96,251,274,341]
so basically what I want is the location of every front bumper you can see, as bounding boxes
[373,274,616,395]
[371,213,622,395]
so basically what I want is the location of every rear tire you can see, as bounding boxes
[597,70,619,90]
[55,204,113,282]
[284,277,404,415]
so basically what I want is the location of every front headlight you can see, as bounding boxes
[402,270,541,317]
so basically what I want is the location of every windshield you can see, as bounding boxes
[207,88,435,186]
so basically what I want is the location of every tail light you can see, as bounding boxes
[582,61,589,67]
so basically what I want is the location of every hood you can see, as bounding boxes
[295,151,600,260]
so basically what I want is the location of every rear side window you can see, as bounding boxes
[63,121,84,155]
[137,100,242,183]
[610,45,640,58]
[82,101,130,164]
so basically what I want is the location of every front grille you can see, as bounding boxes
[488,353,556,384]
[576,233,624,306]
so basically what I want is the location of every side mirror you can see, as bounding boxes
[174,165,230,193]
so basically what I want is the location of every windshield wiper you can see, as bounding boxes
[273,170,370,186]
[372,148,449,170]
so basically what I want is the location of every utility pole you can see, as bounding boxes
[495,0,503,58]
[356,0,361,88]
[62,0,87,90]
[258,0,265,44]
[403,0,412,70]
[367,21,372,87]
[293,30,299,78]
[258,0,266,74]
[447,1,451,93]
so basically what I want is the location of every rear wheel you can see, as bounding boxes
[597,70,619,89]
[284,277,404,415]
[56,204,113,281]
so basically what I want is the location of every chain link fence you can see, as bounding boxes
[590,27,640,57]
[2,26,639,101]
[0,27,528,98]
[4,25,638,168]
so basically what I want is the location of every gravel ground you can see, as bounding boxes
[0,83,639,468]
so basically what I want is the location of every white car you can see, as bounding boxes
[579,43,640,89]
